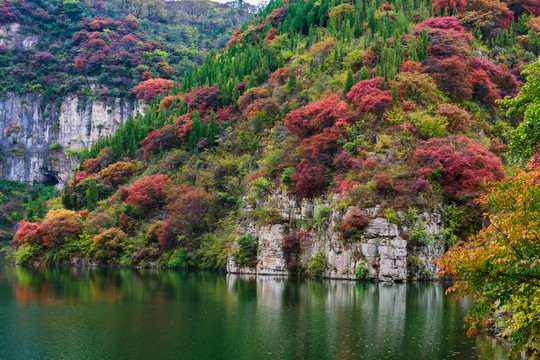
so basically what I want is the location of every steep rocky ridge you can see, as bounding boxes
[0,94,142,184]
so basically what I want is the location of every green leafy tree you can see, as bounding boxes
[501,59,540,160]
[438,167,540,357]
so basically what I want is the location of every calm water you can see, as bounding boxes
[0,259,517,360]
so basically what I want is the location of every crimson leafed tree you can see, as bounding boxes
[285,94,352,138]
[132,78,174,103]
[433,0,466,14]
[285,94,352,163]
[184,84,222,112]
[141,124,178,154]
[166,185,216,235]
[431,56,472,100]
[412,135,505,198]
[346,77,393,114]
[291,160,327,197]
[14,210,82,249]
[124,174,169,209]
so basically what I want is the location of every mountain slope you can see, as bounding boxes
[6,0,537,279]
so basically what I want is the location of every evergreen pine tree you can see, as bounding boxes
[189,111,203,151]
[62,183,71,209]
[360,66,370,80]
[35,198,46,219]
[288,68,296,91]
[26,199,35,221]
[343,69,355,97]
[206,112,218,146]
[86,178,98,211]
[391,81,399,107]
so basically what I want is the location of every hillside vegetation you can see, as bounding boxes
[0,0,254,97]
[4,0,540,354]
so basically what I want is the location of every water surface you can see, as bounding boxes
[0,259,516,359]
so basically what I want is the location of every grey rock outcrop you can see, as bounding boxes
[228,191,445,282]
[0,94,142,184]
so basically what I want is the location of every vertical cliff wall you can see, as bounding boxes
[0,94,142,184]
[228,191,445,282]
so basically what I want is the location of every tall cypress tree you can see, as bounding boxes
[391,81,399,107]
[288,67,296,91]
[206,112,218,146]
[343,69,355,97]
[360,66,370,80]
[62,183,71,209]
[86,178,98,211]
[189,111,203,151]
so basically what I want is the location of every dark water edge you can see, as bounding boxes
[0,259,526,360]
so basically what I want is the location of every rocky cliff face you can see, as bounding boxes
[0,23,143,185]
[0,94,142,184]
[0,23,38,50]
[228,191,445,282]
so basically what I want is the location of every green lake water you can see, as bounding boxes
[0,259,519,360]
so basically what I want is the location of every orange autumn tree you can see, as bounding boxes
[437,160,540,356]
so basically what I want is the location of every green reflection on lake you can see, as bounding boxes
[0,259,519,360]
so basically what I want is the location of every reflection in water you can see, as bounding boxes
[0,260,521,360]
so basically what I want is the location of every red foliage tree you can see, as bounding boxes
[141,124,178,154]
[148,220,176,250]
[99,161,137,186]
[283,228,311,250]
[166,185,216,236]
[14,221,40,245]
[433,0,467,14]
[82,158,100,174]
[132,78,174,103]
[341,207,370,236]
[373,172,394,191]
[124,174,169,209]
[346,77,393,114]
[183,84,222,112]
[285,94,352,162]
[431,55,472,100]
[468,0,514,28]
[412,135,505,197]
[285,94,352,138]
[0,2,17,24]
[469,57,520,98]
[38,210,82,249]
[174,114,192,142]
[401,60,428,73]
[270,67,290,86]
[435,103,471,132]
[291,160,327,197]
[265,5,288,26]
[415,16,466,32]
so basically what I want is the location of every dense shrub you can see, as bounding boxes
[291,160,327,197]
[132,78,174,103]
[307,251,328,278]
[412,135,505,197]
[282,228,311,250]
[99,161,137,186]
[341,207,370,237]
[124,175,169,209]
[346,77,393,114]
[91,227,126,261]
[235,234,259,267]
[141,125,178,154]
